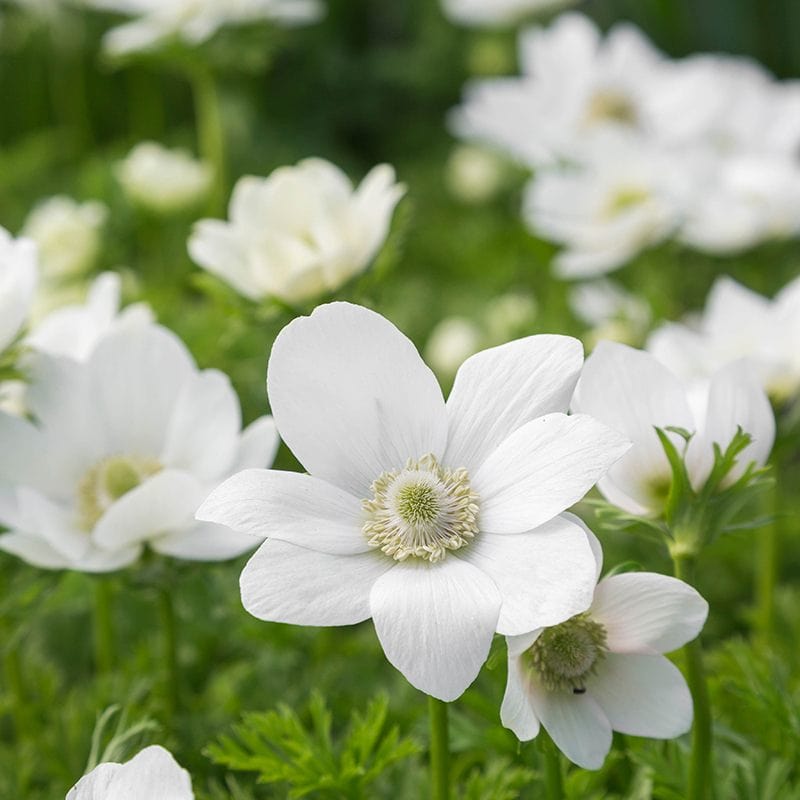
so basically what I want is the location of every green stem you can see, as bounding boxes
[158,587,179,720]
[672,555,712,800]
[3,640,28,742]
[539,731,564,800]
[93,578,115,675]
[755,477,779,638]
[428,696,450,800]
[188,66,226,216]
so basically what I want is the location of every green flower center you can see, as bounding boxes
[525,613,608,693]
[362,453,480,563]
[77,455,162,531]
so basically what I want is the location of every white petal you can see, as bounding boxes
[232,416,280,471]
[687,360,775,488]
[572,341,695,514]
[500,656,541,741]
[92,470,204,550]
[66,763,119,800]
[458,516,595,635]
[15,487,90,562]
[110,745,193,799]
[241,539,390,626]
[507,630,541,657]
[0,531,72,570]
[196,469,369,555]
[590,653,693,738]
[267,303,447,497]
[591,572,708,654]
[89,325,195,457]
[0,411,47,490]
[563,511,604,580]
[161,369,241,481]
[473,414,630,534]
[444,335,584,474]
[151,520,259,561]
[528,681,613,770]
[369,558,501,701]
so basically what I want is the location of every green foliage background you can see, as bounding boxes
[1,0,799,797]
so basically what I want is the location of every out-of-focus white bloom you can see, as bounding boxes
[198,303,629,701]
[678,152,800,255]
[502,534,708,769]
[425,316,482,378]
[0,323,279,571]
[67,745,193,799]
[22,196,107,281]
[0,226,38,354]
[116,141,212,214]
[189,159,406,305]
[452,14,667,167]
[445,144,505,204]
[84,0,323,57]
[523,144,682,278]
[648,275,800,402]
[572,341,775,516]
[484,291,537,341]
[442,0,574,28]
[569,279,651,346]
[27,272,154,362]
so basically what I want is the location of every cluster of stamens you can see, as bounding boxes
[77,455,162,531]
[525,613,608,693]
[584,89,639,127]
[362,453,480,563]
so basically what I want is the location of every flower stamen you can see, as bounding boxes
[362,453,479,563]
[525,613,608,693]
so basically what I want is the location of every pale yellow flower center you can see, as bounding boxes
[525,613,608,693]
[585,89,639,127]
[77,455,162,531]
[362,453,480,563]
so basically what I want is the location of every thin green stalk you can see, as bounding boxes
[755,476,779,638]
[672,555,712,800]
[158,587,179,720]
[539,730,564,800]
[188,66,226,216]
[3,641,28,742]
[428,696,450,800]
[93,578,115,675]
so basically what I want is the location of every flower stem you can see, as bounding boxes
[3,639,28,742]
[158,587,179,721]
[755,476,779,638]
[188,65,226,216]
[428,696,450,800]
[93,578,115,675]
[672,555,712,800]
[539,730,564,800]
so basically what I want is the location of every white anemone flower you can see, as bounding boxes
[451,13,668,167]
[523,142,682,278]
[67,745,193,799]
[0,226,38,354]
[116,141,213,214]
[0,323,278,571]
[84,0,323,57]
[22,196,107,281]
[441,0,575,28]
[197,302,630,701]
[501,532,708,769]
[189,159,406,305]
[568,279,651,347]
[571,341,775,517]
[647,275,800,403]
[28,271,154,362]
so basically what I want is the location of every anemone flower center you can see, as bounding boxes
[585,89,638,127]
[77,455,162,531]
[362,453,480,563]
[525,613,608,693]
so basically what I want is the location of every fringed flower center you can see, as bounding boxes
[525,613,608,693]
[77,455,162,531]
[362,453,480,563]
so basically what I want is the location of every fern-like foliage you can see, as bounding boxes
[205,692,420,799]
